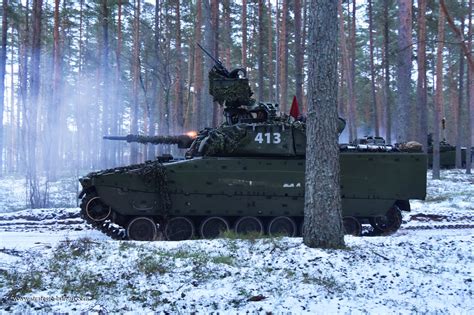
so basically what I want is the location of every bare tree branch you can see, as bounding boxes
[440,0,474,69]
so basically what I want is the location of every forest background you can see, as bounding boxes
[0,0,472,208]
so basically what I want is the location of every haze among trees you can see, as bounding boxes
[0,0,472,208]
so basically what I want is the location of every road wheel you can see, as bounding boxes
[164,217,195,241]
[85,197,111,222]
[268,216,297,237]
[127,217,158,241]
[234,216,264,236]
[200,216,229,239]
[343,216,361,236]
[369,206,402,234]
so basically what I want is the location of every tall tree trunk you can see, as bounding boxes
[440,0,473,174]
[58,0,67,171]
[295,0,303,106]
[130,0,141,164]
[257,0,264,101]
[368,0,379,136]
[184,37,195,130]
[160,6,171,142]
[447,61,457,143]
[45,0,61,180]
[279,0,288,111]
[242,0,247,68]
[433,4,445,179]
[223,0,231,68]
[211,0,220,126]
[0,0,8,176]
[8,26,14,173]
[148,0,160,161]
[302,0,308,112]
[350,0,357,138]
[338,0,356,142]
[175,0,185,131]
[304,0,344,249]
[275,0,280,102]
[100,0,110,168]
[28,0,43,207]
[75,0,83,168]
[468,0,473,174]
[383,0,392,144]
[113,0,122,165]
[267,0,274,101]
[416,0,428,151]
[456,7,465,168]
[19,0,30,175]
[193,0,203,129]
[203,0,215,127]
[396,0,413,143]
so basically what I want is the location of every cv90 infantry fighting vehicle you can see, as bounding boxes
[426,133,469,169]
[78,47,427,241]
[353,134,473,169]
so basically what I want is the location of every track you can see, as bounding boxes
[79,191,474,240]
[79,193,128,240]
[1,200,472,239]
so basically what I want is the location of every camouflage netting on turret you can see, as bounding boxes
[185,125,248,157]
[292,120,306,133]
[200,125,248,156]
[209,68,253,107]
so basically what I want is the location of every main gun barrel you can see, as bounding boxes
[103,134,195,149]
[103,135,128,141]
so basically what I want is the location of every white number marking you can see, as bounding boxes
[273,133,281,144]
[254,132,282,144]
[254,133,264,144]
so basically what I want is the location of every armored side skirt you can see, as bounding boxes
[93,153,427,219]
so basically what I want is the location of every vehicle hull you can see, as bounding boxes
[92,152,427,219]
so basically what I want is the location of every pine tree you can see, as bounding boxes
[432,3,445,179]
[130,0,141,164]
[304,0,344,249]
[0,0,8,176]
[396,0,412,143]
[416,0,428,151]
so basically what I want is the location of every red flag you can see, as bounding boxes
[289,95,300,119]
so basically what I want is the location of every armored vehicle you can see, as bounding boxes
[426,134,468,168]
[351,136,387,146]
[79,51,427,241]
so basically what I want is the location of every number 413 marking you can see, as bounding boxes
[254,132,281,144]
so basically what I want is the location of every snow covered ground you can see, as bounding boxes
[0,169,473,313]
